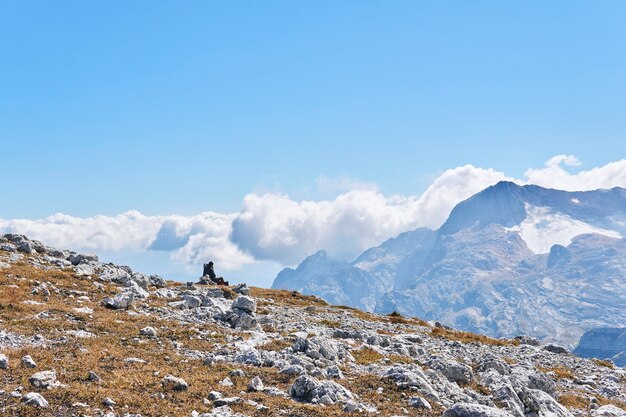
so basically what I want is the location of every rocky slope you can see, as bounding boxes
[273,182,626,348]
[1,234,625,417]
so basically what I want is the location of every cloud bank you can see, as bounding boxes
[1,156,625,276]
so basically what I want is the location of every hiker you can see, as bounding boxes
[202,261,229,286]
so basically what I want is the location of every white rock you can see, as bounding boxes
[594,405,626,417]
[22,392,49,407]
[21,355,37,368]
[29,369,57,389]
[232,296,256,314]
[248,376,264,392]
[409,396,432,410]
[103,291,134,309]
[443,403,515,417]
[140,326,158,336]
[103,397,116,406]
[162,375,189,391]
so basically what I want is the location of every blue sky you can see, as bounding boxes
[1,1,626,285]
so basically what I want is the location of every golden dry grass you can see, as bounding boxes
[430,327,518,346]
[591,358,615,369]
[352,347,384,365]
[257,338,293,352]
[538,366,576,380]
[317,319,341,328]
[0,259,351,416]
[0,258,443,417]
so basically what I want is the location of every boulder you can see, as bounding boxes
[162,375,189,391]
[21,355,37,368]
[593,405,626,417]
[431,360,474,385]
[248,376,264,392]
[0,353,8,369]
[543,344,569,354]
[409,396,432,410]
[22,392,49,408]
[139,327,158,337]
[29,370,57,389]
[103,291,134,309]
[443,403,515,417]
[518,388,573,417]
[149,274,167,288]
[233,283,251,296]
[289,374,355,404]
[232,296,256,314]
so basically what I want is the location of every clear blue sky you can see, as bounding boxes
[1,1,625,219]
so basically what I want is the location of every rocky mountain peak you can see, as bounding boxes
[273,183,626,350]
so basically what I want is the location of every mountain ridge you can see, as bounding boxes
[272,182,626,349]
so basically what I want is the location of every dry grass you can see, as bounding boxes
[558,391,626,412]
[591,358,615,369]
[257,338,293,352]
[252,288,328,308]
[558,394,591,409]
[466,380,492,395]
[430,327,518,346]
[0,259,357,417]
[341,371,442,416]
[538,366,576,380]
[352,347,385,365]
[317,319,341,328]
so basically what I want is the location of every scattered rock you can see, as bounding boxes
[232,296,256,314]
[289,374,355,405]
[443,402,515,417]
[233,283,251,296]
[543,344,569,354]
[103,397,116,406]
[29,370,57,389]
[88,371,101,382]
[103,291,134,310]
[21,355,37,368]
[248,376,264,392]
[139,326,158,337]
[409,396,432,410]
[22,392,49,408]
[593,405,626,417]
[162,375,189,391]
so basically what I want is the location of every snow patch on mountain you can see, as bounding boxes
[506,204,622,254]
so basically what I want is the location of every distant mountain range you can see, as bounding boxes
[272,181,626,348]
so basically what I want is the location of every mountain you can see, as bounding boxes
[2,234,626,416]
[272,182,626,349]
[574,328,626,367]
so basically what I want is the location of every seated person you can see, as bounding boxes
[203,261,229,286]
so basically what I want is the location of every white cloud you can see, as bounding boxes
[230,165,510,264]
[0,211,254,273]
[524,155,626,191]
[2,156,626,276]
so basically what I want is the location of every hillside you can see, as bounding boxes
[273,182,626,348]
[1,234,625,417]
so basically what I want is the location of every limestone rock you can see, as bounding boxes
[103,291,134,309]
[162,375,189,391]
[22,392,49,408]
[443,403,515,417]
